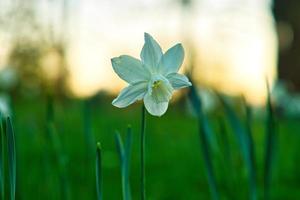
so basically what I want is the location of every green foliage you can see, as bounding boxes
[83,100,96,156]
[245,104,257,200]
[7,96,300,199]
[96,142,102,200]
[264,83,277,200]
[45,96,70,200]
[0,113,4,200]
[115,126,133,200]
[188,84,219,200]
[5,117,16,200]
[219,95,257,200]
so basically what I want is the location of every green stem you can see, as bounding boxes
[6,117,16,200]
[140,106,146,200]
[0,115,4,200]
[96,142,102,200]
[264,82,276,200]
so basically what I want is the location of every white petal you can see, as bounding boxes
[140,33,163,72]
[111,55,150,83]
[112,82,148,108]
[159,43,184,75]
[166,73,192,89]
[144,92,169,116]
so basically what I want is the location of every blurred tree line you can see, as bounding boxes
[274,0,300,91]
[0,0,69,97]
[0,0,299,99]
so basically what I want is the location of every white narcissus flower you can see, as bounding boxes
[111,33,192,116]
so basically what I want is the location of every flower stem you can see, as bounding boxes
[140,105,146,200]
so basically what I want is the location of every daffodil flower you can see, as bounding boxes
[111,33,192,116]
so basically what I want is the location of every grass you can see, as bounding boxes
[6,94,300,199]
[189,84,219,200]
[0,113,4,199]
[96,142,102,200]
[115,126,133,200]
[4,117,16,200]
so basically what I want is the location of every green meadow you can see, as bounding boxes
[3,93,298,200]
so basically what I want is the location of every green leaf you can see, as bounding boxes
[46,121,70,200]
[115,127,132,200]
[6,117,16,200]
[0,112,4,199]
[245,103,257,200]
[188,83,219,200]
[45,97,70,200]
[264,82,277,200]
[218,95,257,200]
[188,82,219,152]
[96,142,102,200]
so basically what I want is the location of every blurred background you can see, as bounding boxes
[0,0,300,199]
[0,0,299,105]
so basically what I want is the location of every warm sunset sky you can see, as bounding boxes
[0,0,277,105]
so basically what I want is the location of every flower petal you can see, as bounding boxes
[140,33,163,72]
[166,73,192,89]
[112,82,148,108]
[111,55,150,83]
[159,43,184,75]
[144,92,169,116]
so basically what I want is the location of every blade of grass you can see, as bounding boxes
[0,113,4,200]
[264,81,277,200]
[245,104,257,200]
[218,118,232,169]
[96,142,102,200]
[188,84,219,200]
[189,88,218,152]
[46,122,70,200]
[45,97,70,200]
[124,126,133,200]
[115,131,125,199]
[217,117,236,199]
[218,95,256,200]
[45,95,56,198]
[115,127,132,200]
[5,117,16,200]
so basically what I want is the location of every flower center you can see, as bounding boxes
[152,80,161,89]
[148,75,173,103]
